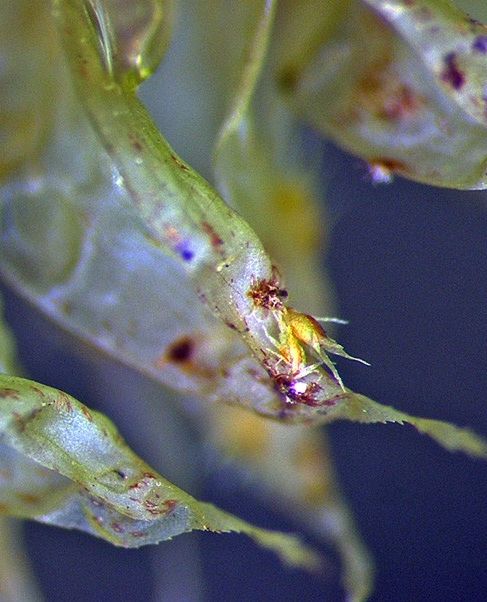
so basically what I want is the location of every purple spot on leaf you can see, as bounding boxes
[175,242,194,261]
[473,35,487,53]
[441,53,465,90]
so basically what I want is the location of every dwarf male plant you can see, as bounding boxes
[0,1,486,600]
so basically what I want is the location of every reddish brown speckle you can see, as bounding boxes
[171,154,189,171]
[79,61,90,81]
[56,391,73,411]
[111,522,125,534]
[0,388,20,400]
[143,472,157,480]
[81,405,94,422]
[131,531,145,538]
[166,337,194,363]
[248,278,288,312]
[201,221,224,250]
[272,374,327,408]
[155,337,216,379]
[142,497,178,515]
[12,412,25,430]
[378,84,422,122]
[349,54,424,126]
[162,499,179,513]
[30,386,46,398]
[144,500,168,516]
[129,132,143,152]
[17,493,41,505]
[128,472,158,493]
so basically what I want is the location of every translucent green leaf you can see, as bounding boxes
[328,390,487,459]
[0,373,319,569]
[209,0,332,316]
[0,301,43,601]
[0,2,61,179]
[81,0,177,86]
[1,0,484,435]
[1,2,487,601]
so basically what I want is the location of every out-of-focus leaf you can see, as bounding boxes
[0,517,43,602]
[82,0,177,86]
[210,0,332,315]
[204,403,374,602]
[0,1,59,179]
[0,373,320,569]
[0,295,20,376]
[274,0,487,188]
[0,298,42,602]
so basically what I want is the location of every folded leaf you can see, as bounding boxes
[0,373,320,569]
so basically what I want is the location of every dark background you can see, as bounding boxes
[4,142,487,601]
